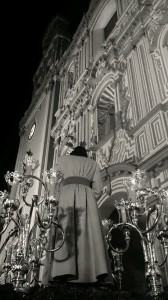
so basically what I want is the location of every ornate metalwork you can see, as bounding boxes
[102,169,168,299]
[0,152,65,293]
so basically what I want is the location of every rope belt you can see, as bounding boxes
[62,176,92,188]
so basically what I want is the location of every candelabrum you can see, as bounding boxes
[0,151,65,293]
[102,169,168,299]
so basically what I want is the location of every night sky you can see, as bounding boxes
[0,0,91,191]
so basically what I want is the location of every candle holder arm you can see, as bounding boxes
[107,222,144,254]
[34,199,53,230]
[107,223,131,254]
[41,221,65,252]
[20,175,47,207]
[0,219,10,236]
[159,254,167,267]
[0,227,18,255]
[129,204,161,234]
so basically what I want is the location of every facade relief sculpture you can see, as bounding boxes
[114,69,134,133]
[111,129,135,165]
[120,72,134,132]
[96,136,115,170]
[90,108,97,149]
[64,86,76,106]
[68,71,74,89]
[91,54,109,80]
[96,128,136,171]
[146,1,168,51]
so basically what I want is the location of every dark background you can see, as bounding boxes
[0,0,91,190]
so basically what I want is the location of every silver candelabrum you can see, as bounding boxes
[0,151,65,293]
[102,169,168,299]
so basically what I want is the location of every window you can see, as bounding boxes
[97,83,116,143]
[105,106,115,134]
[104,11,118,40]
[28,122,36,140]
[98,105,115,141]
[92,0,117,57]
[68,71,73,89]
[66,62,75,91]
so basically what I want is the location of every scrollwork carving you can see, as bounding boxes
[91,54,108,80]
[147,8,167,46]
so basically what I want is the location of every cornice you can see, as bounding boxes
[138,144,168,172]
[100,162,137,182]
[130,103,167,135]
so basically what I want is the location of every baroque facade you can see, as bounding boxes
[0,0,168,290]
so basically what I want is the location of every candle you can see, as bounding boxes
[34,241,38,260]
[44,169,57,198]
[124,178,136,203]
[121,207,127,223]
[10,172,20,200]
[129,187,136,203]
[48,176,57,197]
[11,246,17,264]
[5,247,12,264]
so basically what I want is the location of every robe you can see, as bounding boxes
[42,155,112,284]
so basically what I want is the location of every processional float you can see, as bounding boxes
[0,152,167,299]
[0,151,64,292]
[103,169,168,299]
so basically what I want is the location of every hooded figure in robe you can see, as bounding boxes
[42,146,112,284]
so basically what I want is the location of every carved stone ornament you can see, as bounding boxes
[82,60,94,84]
[147,7,167,46]
[64,86,75,106]
[112,25,121,40]
[96,136,115,170]
[91,55,108,80]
